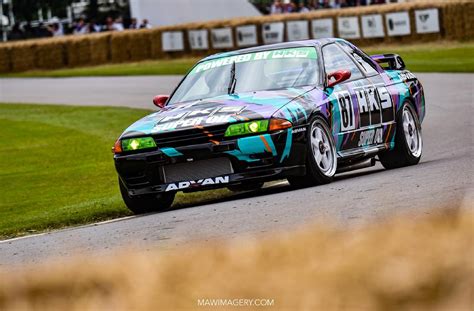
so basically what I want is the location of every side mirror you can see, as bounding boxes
[153,95,169,108]
[327,70,351,88]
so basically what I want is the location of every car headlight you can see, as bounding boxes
[121,137,156,152]
[224,120,269,137]
[224,119,292,137]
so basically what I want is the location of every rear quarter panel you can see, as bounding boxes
[371,70,426,123]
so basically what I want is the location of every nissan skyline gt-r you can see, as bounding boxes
[113,38,425,214]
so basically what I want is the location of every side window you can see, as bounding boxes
[322,44,363,80]
[338,41,379,76]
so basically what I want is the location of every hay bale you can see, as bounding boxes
[0,45,11,73]
[89,33,110,65]
[128,29,152,61]
[10,41,37,72]
[463,2,474,40]
[66,36,92,67]
[110,31,131,63]
[449,3,464,40]
[0,211,471,310]
[35,39,66,69]
[149,28,163,58]
[0,0,470,74]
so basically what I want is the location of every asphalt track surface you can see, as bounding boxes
[0,76,183,109]
[0,73,472,267]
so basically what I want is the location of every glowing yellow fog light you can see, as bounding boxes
[121,137,156,152]
[224,120,269,137]
[130,139,140,150]
[248,122,259,133]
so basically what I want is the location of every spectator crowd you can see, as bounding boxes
[7,16,152,41]
[6,0,398,41]
[261,0,395,14]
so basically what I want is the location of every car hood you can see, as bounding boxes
[121,87,313,137]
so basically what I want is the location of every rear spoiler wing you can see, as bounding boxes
[370,54,406,71]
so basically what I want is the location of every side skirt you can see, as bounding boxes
[337,144,388,163]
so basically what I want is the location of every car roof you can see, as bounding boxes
[200,38,343,62]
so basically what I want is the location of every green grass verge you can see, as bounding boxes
[1,58,200,78]
[0,104,233,239]
[2,41,473,78]
[365,41,474,73]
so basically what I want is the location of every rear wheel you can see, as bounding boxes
[379,102,422,169]
[288,116,337,187]
[119,179,175,214]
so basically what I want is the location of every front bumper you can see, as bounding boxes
[115,129,306,196]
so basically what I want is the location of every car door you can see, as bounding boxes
[338,41,397,149]
[321,43,371,153]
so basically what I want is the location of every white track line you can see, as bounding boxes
[0,215,137,244]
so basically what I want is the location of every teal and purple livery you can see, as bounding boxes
[113,38,425,214]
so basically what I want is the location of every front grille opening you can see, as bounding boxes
[153,124,228,148]
[162,157,233,183]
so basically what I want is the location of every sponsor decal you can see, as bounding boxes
[399,71,416,81]
[286,20,309,41]
[358,128,384,147]
[293,127,306,133]
[415,8,440,34]
[152,106,246,132]
[211,28,233,49]
[361,14,384,38]
[386,12,411,36]
[191,47,317,74]
[188,29,209,50]
[311,18,333,39]
[236,25,257,47]
[162,31,184,52]
[338,85,394,132]
[262,22,284,44]
[338,16,360,39]
[165,176,230,191]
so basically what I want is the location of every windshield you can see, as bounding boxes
[168,47,319,104]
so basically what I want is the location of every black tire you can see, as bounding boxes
[288,116,337,188]
[379,101,422,169]
[119,179,175,214]
[227,182,264,192]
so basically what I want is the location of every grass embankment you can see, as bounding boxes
[0,210,471,310]
[0,104,232,239]
[2,41,473,77]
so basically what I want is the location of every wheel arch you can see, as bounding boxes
[307,106,332,128]
[399,96,423,123]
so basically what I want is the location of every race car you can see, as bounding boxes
[113,38,425,214]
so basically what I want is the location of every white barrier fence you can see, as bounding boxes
[162,8,440,52]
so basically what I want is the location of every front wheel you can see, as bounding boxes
[379,102,422,169]
[288,116,337,187]
[119,179,175,214]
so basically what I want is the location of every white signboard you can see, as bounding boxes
[286,20,309,41]
[415,8,440,34]
[1,15,9,26]
[236,25,258,47]
[338,16,360,39]
[162,31,184,52]
[311,18,333,39]
[188,29,209,50]
[262,22,284,44]
[211,28,233,49]
[361,14,384,38]
[386,12,411,36]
